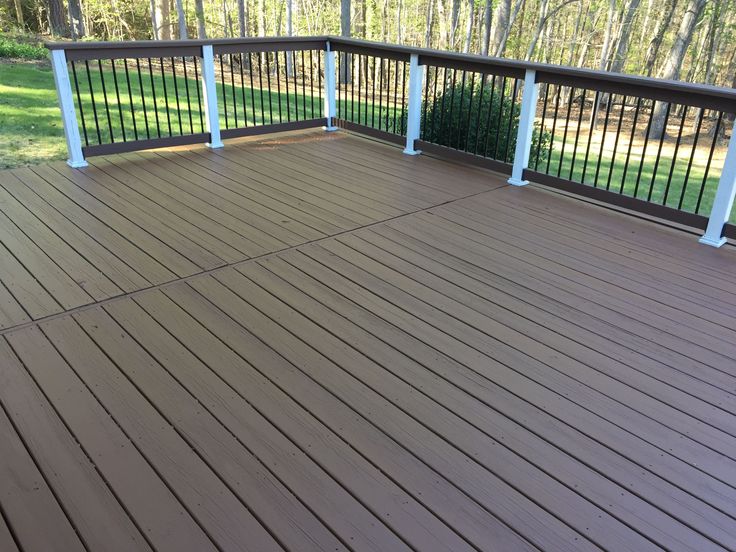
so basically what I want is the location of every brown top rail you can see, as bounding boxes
[45,35,736,111]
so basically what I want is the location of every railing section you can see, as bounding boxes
[47,37,736,246]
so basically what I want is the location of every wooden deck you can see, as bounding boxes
[1,131,735,552]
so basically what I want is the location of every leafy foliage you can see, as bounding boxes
[0,35,47,60]
[422,77,550,163]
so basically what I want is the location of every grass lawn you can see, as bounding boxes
[0,60,67,168]
[1,59,730,221]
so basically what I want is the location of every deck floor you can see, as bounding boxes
[1,131,736,551]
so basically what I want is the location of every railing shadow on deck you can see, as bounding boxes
[45,35,736,247]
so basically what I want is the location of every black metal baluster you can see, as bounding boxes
[372,57,378,129]
[291,51,299,121]
[456,70,467,149]
[447,69,457,148]
[170,57,183,134]
[181,57,194,134]
[422,61,430,139]
[581,90,599,183]
[633,100,655,198]
[70,60,90,146]
[533,82,549,169]
[301,50,307,119]
[557,86,575,177]
[430,66,440,140]
[605,95,627,190]
[619,96,642,193]
[97,60,115,142]
[257,53,266,124]
[247,53,257,125]
[646,102,671,201]
[400,60,407,135]
[662,105,688,205]
[84,61,103,144]
[228,54,238,127]
[219,54,229,128]
[317,50,323,118]
[136,59,151,139]
[695,112,723,213]
[483,75,498,158]
[147,58,161,138]
[159,57,172,135]
[568,88,586,180]
[592,94,613,186]
[364,55,370,126]
[265,53,275,124]
[122,59,139,141]
[193,56,204,132]
[110,59,127,142]
[350,53,355,122]
[281,51,289,123]
[493,76,507,160]
[472,73,486,155]
[464,72,476,152]
[309,50,315,118]
[503,78,519,162]
[237,53,248,128]
[678,108,704,210]
[544,83,560,172]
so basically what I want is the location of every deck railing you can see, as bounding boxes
[47,36,736,247]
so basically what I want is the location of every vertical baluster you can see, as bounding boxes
[647,102,671,201]
[110,59,127,142]
[605,95,627,190]
[618,96,642,193]
[568,89,587,181]
[98,59,115,142]
[136,59,151,139]
[662,105,688,205]
[69,59,90,148]
[147,58,162,138]
[182,56,195,134]
[122,59,139,141]
[170,57,184,134]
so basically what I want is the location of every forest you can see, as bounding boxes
[2,0,735,90]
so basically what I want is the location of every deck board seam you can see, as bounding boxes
[0,186,500,337]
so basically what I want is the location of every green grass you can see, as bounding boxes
[1,58,729,221]
[0,61,67,168]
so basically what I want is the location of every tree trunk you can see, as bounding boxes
[481,0,491,55]
[156,0,171,40]
[195,0,207,38]
[176,0,187,38]
[609,0,641,72]
[339,0,351,83]
[598,0,616,70]
[643,0,678,76]
[463,0,474,53]
[494,0,524,56]
[68,0,85,38]
[286,0,293,76]
[436,0,448,49]
[47,0,68,35]
[13,0,24,27]
[425,0,435,47]
[490,0,511,55]
[650,0,707,138]
[396,0,403,42]
[150,0,159,38]
[237,0,246,36]
[449,0,460,48]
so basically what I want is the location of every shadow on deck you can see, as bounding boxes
[1,130,735,552]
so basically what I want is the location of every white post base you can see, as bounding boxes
[66,159,88,168]
[403,54,424,157]
[698,235,727,248]
[323,124,338,132]
[206,140,224,149]
[507,177,528,186]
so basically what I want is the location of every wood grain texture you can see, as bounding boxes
[0,129,734,551]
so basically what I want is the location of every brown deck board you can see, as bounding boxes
[1,129,735,551]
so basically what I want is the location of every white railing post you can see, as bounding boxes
[403,54,425,155]
[699,132,736,247]
[508,69,539,186]
[50,49,87,168]
[200,44,223,149]
[323,43,338,131]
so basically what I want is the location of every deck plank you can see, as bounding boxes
[1,130,735,551]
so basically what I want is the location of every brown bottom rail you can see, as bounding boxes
[82,133,211,157]
[336,120,405,146]
[220,119,325,140]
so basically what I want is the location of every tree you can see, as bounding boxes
[176,0,188,38]
[156,0,171,39]
[463,0,474,52]
[340,0,351,83]
[650,0,707,138]
[481,0,491,55]
[47,0,68,35]
[69,0,85,38]
[195,0,207,37]
[13,0,24,28]
[609,0,642,73]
